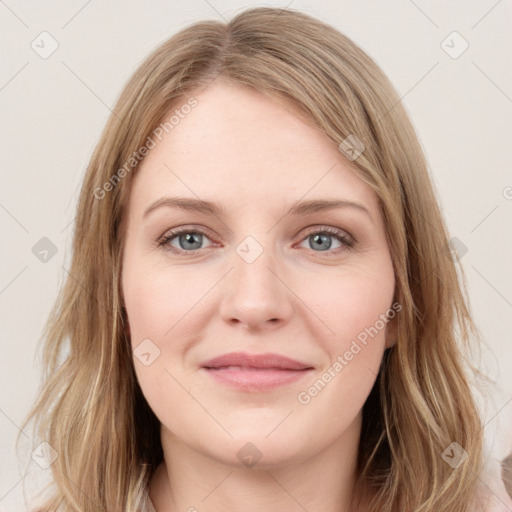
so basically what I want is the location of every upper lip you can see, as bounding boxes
[200,351,313,371]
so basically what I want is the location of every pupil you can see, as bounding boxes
[312,234,331,251]
[181,233,201,249]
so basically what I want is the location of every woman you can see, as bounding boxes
[19,7,511,512]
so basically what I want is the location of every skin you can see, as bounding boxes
[121,78,397,512]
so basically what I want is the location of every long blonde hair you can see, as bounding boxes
[19,7,488,511]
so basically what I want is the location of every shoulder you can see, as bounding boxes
[476,449,512,512]
[477,480,512,512]
[480,498,512,512]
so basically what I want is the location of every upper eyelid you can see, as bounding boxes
[160,224,216,241]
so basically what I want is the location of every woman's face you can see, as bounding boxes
[121,80,397,468]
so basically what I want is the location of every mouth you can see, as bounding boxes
[201,366,314,391]
[199,352,314,392]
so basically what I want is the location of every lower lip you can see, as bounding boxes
[201,367,313,391]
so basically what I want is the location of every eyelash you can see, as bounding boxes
[157,225,356,257]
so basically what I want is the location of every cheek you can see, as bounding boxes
[303,265,395,344]
[122,257,198,425]
[294,273,392,427]
[122,258,206,344]
[298,263,394,392]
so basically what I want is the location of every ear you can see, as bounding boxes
[385,313,398,349]
[121,305,131,339]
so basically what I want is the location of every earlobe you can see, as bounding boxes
[385,336,397,349]
[121,305,131,338]
[124,314,131,338]
[385,317,398,349]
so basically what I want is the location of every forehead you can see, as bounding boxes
[128,80,379,217]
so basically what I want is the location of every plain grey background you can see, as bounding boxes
[1,0,511,509]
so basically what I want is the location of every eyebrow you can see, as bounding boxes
[143,196,373,223]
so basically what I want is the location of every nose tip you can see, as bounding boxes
[219,250,294,331]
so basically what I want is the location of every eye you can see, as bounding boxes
[157,225,356,255]
[158,226,215,254]
[296,226,355,255]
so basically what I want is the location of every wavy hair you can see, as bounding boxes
[19,7,489,511]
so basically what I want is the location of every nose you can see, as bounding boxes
[219,240,294,332]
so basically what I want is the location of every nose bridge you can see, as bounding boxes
[236,235,275,287]
[219,233,293,329]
